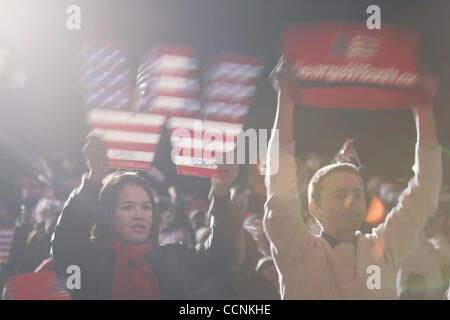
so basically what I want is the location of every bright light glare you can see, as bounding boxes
[0,1,22,46]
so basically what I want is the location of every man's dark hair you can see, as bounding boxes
[308,163,364,206]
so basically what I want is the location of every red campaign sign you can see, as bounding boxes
[282,22,432,110]
[4,270,70,300]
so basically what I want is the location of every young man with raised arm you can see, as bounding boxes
[263,57,443,299]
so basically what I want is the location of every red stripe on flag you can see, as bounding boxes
[176,165,219,178]
[109,159,153,171]
[206,77,259,86]
[148,89,200,99]
[203,114,246,124]
[139,69,198,78]
[157,46,197,57]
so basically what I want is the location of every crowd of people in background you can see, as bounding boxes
[0,58,449,300]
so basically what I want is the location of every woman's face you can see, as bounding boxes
[114,183,153,244]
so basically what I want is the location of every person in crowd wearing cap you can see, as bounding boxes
[51,135,246,300]
[263,56,442,299]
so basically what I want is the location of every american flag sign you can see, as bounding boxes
[79,44,166,171]
[168,52,264,178]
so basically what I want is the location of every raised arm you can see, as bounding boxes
[371,87,443,269]
[181,163,248,298]
[202,163,245,270]
[263,57,311,275]
[51,135,108,276]
[266,56,296,195]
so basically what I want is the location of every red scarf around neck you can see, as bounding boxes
[104,238,160,300]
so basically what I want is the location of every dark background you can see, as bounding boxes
[0,0,449,197]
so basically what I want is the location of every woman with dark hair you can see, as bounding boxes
[51,135,245,300]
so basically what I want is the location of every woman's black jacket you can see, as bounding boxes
[51,175,246,299]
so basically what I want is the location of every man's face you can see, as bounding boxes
[313,171,366,237]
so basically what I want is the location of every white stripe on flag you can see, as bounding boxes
[171,137,237,152]
[87,109,166,126]
[172,156,218,168]
[107,149,155,162]
[155,55,197,71]
[152,96,200,110]
[92,129,161,144]
[153,76,198,91]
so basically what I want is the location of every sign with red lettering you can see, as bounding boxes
[282,22,432,109]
